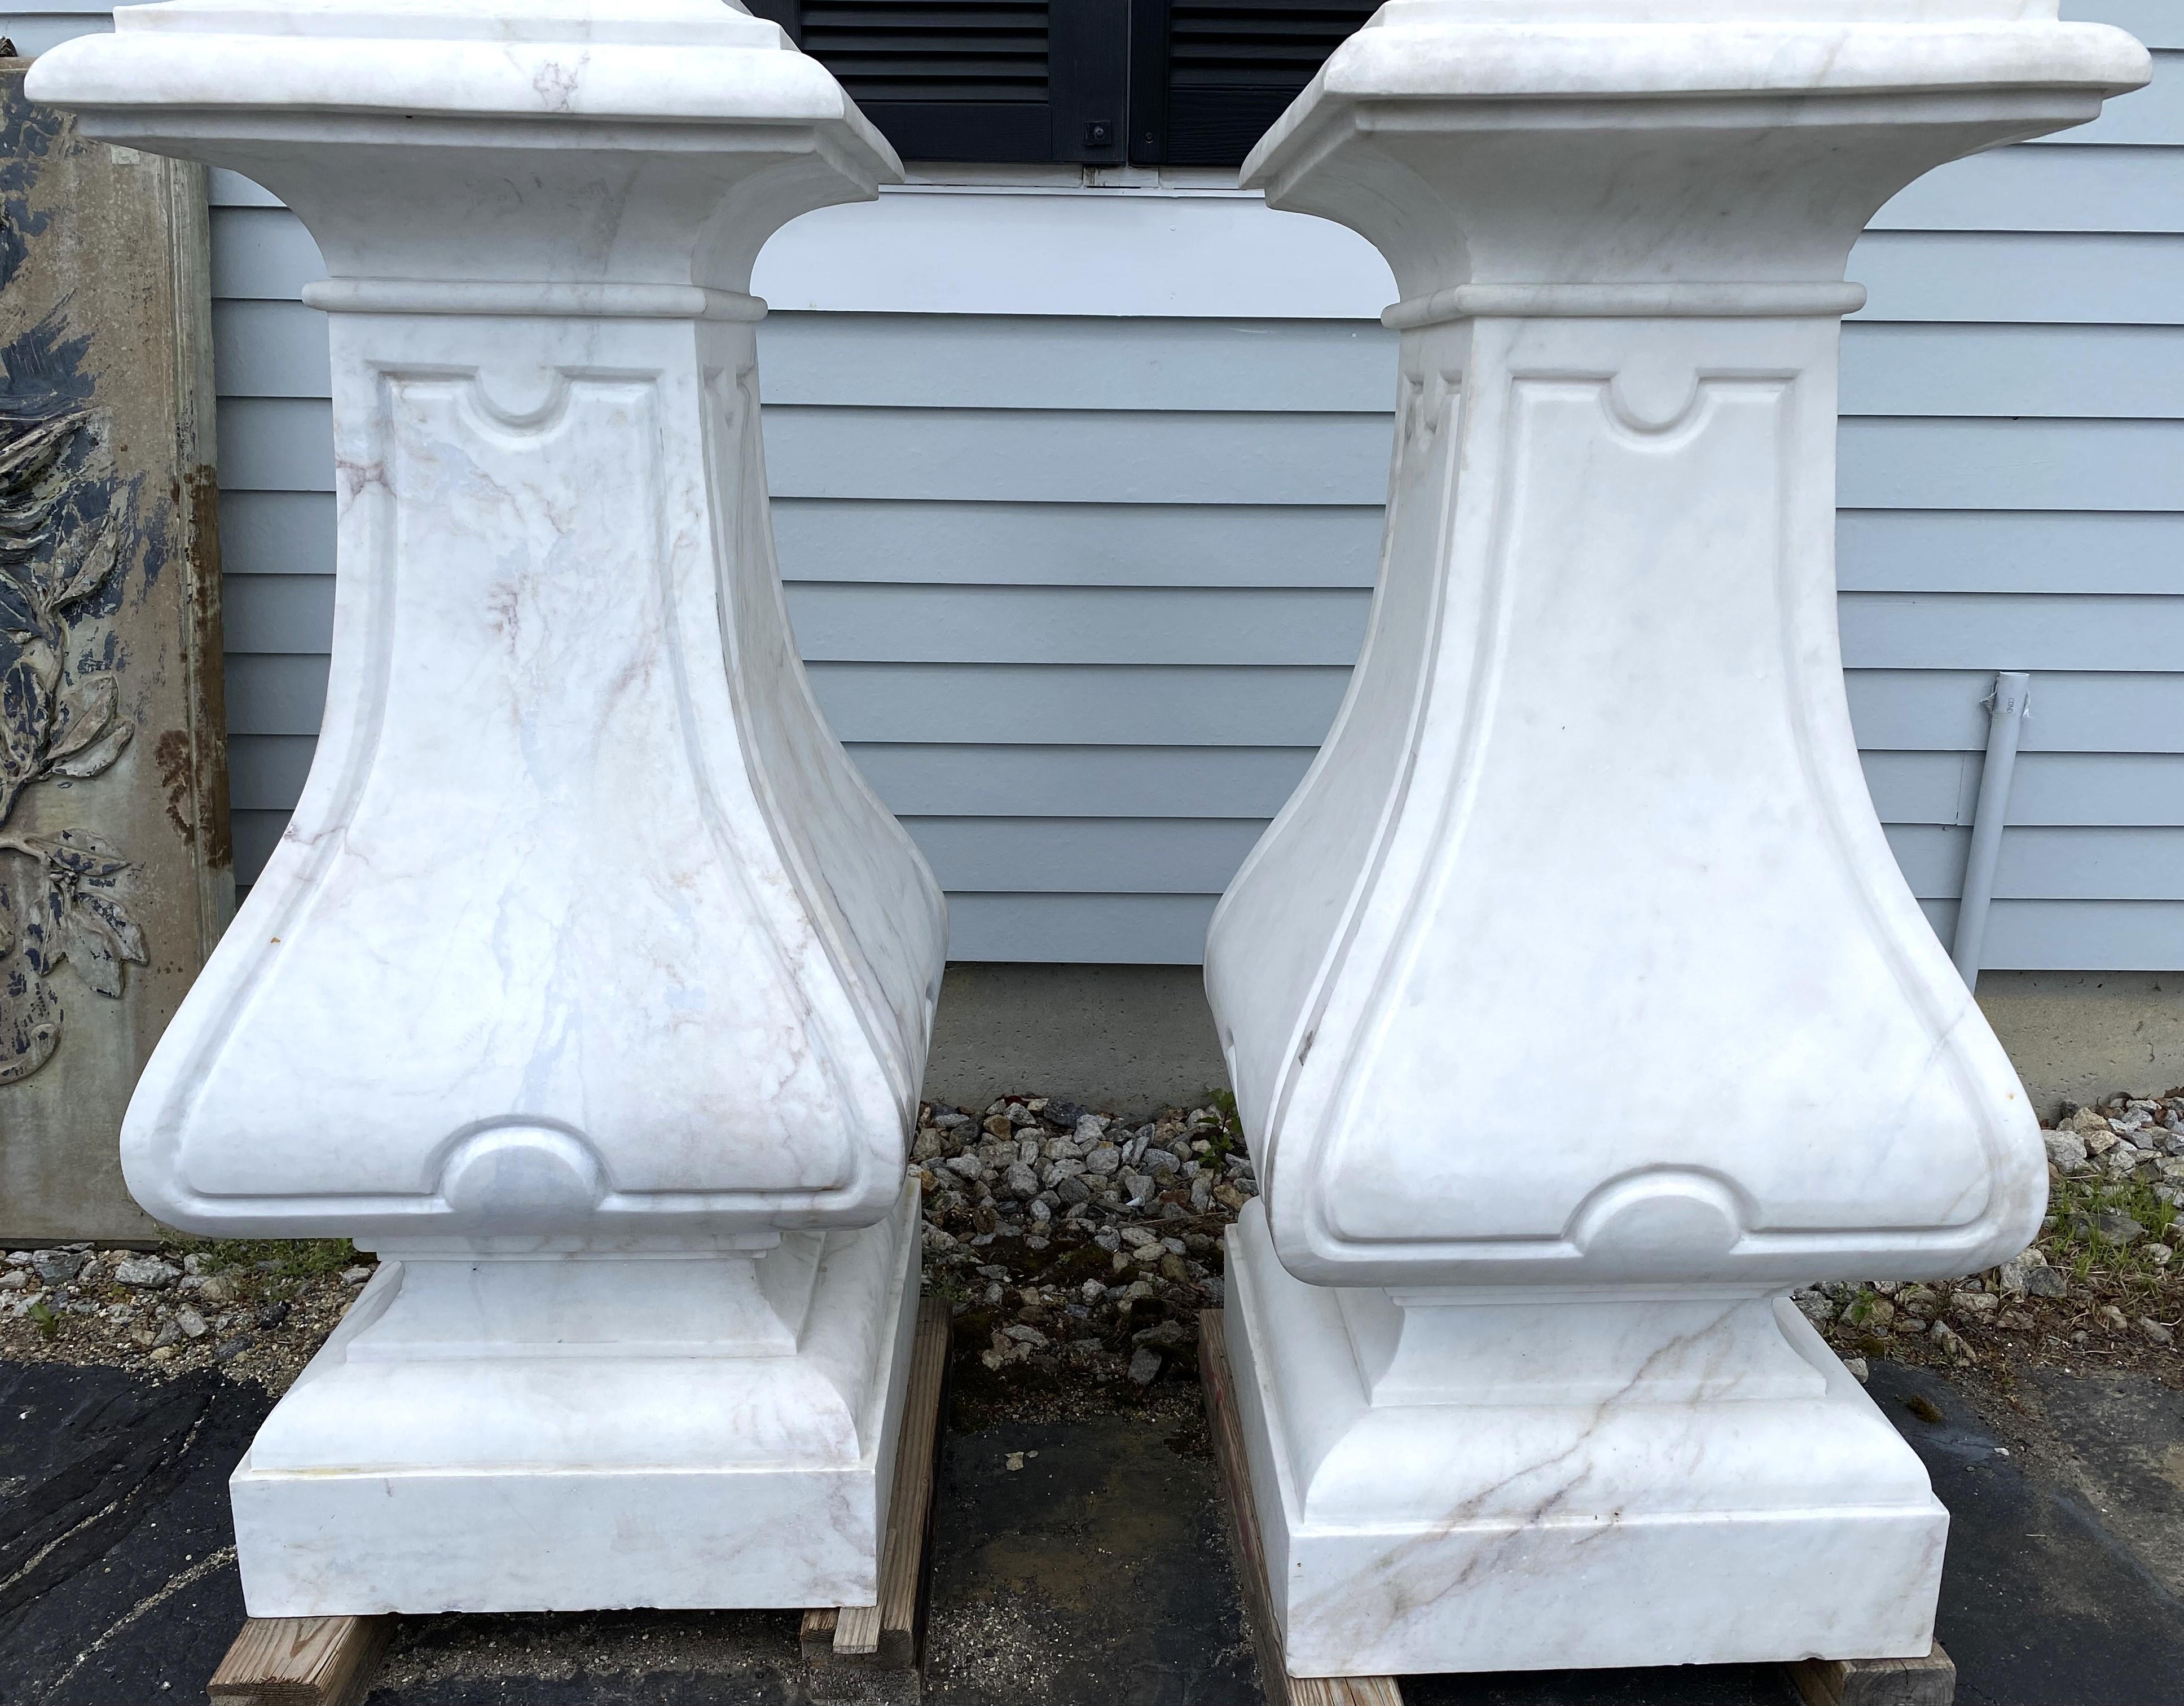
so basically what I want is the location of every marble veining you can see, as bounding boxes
[1204,0,2148,1678]
[29,0,942,1616]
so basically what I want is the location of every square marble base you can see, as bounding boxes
[231,1181,922,1617]
[1224,1203,1949,1677]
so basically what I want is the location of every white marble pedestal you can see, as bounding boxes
[30,0,946,1616]
[1203,0,2149,1678]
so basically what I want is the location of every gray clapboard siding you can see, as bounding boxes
[216,395,2184,513]
[195,203,2184,328]
[31,0,2173,964]
[212,298,2184,420]
[226,735,2184,833]
[219,575,2184,677]
[1844,672,2184,755]
[904,817,1265,893]
[218,658,2184,758]
[1871,144,2182,232]
[1850,232,2184,325]
[1888,825,2184,901]
[2007,754,2184,826]
[1916,900,2184,974]
[1834,512,2184,596]
[948,894,1220,966]
[217,491,2184,600]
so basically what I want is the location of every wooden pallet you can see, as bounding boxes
[800,1294,952,1670]
[1198,1309,1955,1706]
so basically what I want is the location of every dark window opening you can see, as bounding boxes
[746,0,1367,168]
[1130,0,1377,166]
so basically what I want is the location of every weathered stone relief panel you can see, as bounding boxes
[0,62,232,1242]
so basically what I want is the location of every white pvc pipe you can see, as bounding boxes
[1951,671,2032,990]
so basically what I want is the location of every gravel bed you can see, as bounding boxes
[1797,1089,2184,1386]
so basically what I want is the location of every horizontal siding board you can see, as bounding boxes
[1835,511,2184,595]
[1919,899,2184,973]
[1862,751,1978,826]
[212,303,2184,423]
[1838,323,2184,420]
[225,654,329,737]
[1891,824,2184,902]
[1833,418,2184,513]
[225,740,2184,831]
[227,657,2184,759]
[933,821,2184,904]
[226,734,315,812]
[208,206,325,301]
[1871,146,2182,235]
[212,299,331,397]
[1836,593,2184,671]
[219,494,2184,598]
[762,313,1398,412]
[849,743,1314,817]
[776,499,1384,589]
[1849,232,2184,325]
[787,583,1369,666]
[221,575,332,655]
[219,491,335,579]
[810,663,1351,748]
[199,205,2184,330]
[224,576,2184,676]
[946,894,1218,964]
[217,397,2184,512]
[1844,671,2184,754]
[2007,753,2184,826]
[970,896,2184,971]
[904,817,1263,894]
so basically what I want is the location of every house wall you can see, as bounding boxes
[10,2,2184,993]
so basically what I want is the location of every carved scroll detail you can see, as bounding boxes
[0,404,147,1083]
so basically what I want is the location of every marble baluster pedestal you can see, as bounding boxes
[1202,0,2149,1679]
[29,0,947,1616]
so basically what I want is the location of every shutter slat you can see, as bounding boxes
[801,0,1051,104]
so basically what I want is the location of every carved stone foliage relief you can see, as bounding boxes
[0,394,148,1081]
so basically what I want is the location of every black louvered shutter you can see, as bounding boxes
[749,0,1128,164]
[1127,0,1377,166]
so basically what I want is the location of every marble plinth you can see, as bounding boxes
[234,1177,921,1616]
[1226,1203,1944,1676]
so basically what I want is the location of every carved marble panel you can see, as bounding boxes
[0,61,231,1243]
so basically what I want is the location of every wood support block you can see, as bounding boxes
[1200,1310,1405,1706]
[208,1614,394,1706]
[1788,1645,1957,1706]
[801,1295,951,1670]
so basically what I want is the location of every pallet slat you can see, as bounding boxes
[208,1614,393,1706]
[1199,1309,1405,1706]
[802,1294,951,1669]
[1789,1646,1958,1706]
